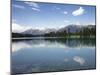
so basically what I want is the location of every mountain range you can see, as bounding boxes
[12,25,96,37]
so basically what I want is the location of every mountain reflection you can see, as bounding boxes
[12,38,95,52]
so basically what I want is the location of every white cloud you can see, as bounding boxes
[73,56,85,65]
[24,2,40,12]
[32,7,40,12]
[24,2,39,8]
[12,23,31,33]
[12,4,25,9]
[72,7,85,16]
[12,23,24,33]
[63,11,68,15]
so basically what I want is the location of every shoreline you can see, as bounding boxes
[12,36,96,40]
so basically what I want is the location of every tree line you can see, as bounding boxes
[44,27,96,37]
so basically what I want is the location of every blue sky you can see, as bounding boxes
[12,0,96,32]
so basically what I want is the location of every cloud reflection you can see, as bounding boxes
[12,42,31,52]
[73,56,85,65]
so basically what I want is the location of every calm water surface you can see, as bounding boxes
[12,38,96,74]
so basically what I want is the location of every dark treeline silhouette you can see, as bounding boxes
[44,27,96,37]
[12,33,43,38]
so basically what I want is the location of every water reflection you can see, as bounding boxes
[12,38,95,52]
[73,56,85,65]
[12,38,96,74]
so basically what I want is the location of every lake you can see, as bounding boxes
[12,38,96,74]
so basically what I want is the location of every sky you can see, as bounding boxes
[12,0,96,32]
